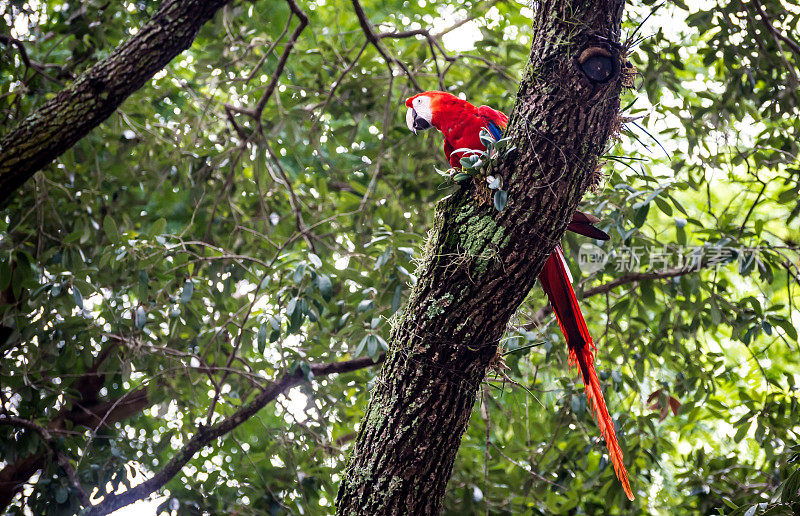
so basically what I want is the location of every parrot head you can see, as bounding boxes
[405,93,434,134]
[405,91,463,134]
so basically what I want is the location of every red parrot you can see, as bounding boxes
[405,90,634,501]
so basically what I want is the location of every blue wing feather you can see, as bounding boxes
[486,122,503,140]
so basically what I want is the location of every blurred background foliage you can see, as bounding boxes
[1,0,799,514]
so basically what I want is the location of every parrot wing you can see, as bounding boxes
[477,105,508,141]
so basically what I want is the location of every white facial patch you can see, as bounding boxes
[412,95,433,125]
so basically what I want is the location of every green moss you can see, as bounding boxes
[490,225,507,247]
[453,203,475,225]
[426,292,453,319]
[461,215,497,256]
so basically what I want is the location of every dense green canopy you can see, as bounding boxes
[1,0,798,514]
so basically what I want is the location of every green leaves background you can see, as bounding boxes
[1,0,799,514]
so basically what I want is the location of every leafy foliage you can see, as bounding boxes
[1,0,799,514]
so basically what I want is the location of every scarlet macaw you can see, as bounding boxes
[405,90,634,501]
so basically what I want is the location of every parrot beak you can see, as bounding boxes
[406,107,432,135]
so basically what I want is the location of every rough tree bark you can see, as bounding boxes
[335,0,626,514]
[0,0,231,204]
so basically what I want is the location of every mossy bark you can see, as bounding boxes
[335,1,626,514]
[0,0,230,204]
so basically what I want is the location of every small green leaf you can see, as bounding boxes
[391,284,402,313]
[0,261,11,291]
[777,188,797,204]
[460,155,478,169]
[357,299,373,313]
[570,395,586,418]
[479,128,495,149]
[653,196,673,216]
[773,318,797,340]
[150,217,167,236]
[297,361,314,381]
[138,269,149,297]
[308,253,322,268]
[72,287,84,309]
[269,315,281,331]
[375,250,391,270]
[180,281,194,304]
[293,263,307,283]
[754,218,764,236]
[135,306,146,329]
[287,297,298,316]
[55,486,69,504]
[257,323,267,354]
[366,335,378,359]
[355,335,369,356]
[288,307,303,333]
[633,203,650,227]
[493,189,508,211]
[103,215,118,242]
[733,420,750,443]
[453,172,471,182]
[317,273,333,301]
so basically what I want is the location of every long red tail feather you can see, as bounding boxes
[538,246,634,501]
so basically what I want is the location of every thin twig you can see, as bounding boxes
[488,441,565,490]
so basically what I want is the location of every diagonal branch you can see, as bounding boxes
[0,417,90,506]
[224,0,309,123]
[0,0,235,205]
[524,265,706,330]
[349,0,422,91]
[751,0,800,60]
[85,354,383,515]
[336,0,627,511]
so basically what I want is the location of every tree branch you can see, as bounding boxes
[349,0,422,91]
[0,0,234,204]
[85,354,383,515]
[524,265,705,330]
[0,34,62,84]
[751,0,800,60]
[0,417,90,506]
[224,0,308,122]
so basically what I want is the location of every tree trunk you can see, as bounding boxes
[0,0,231,205]
[335,1,626,514]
